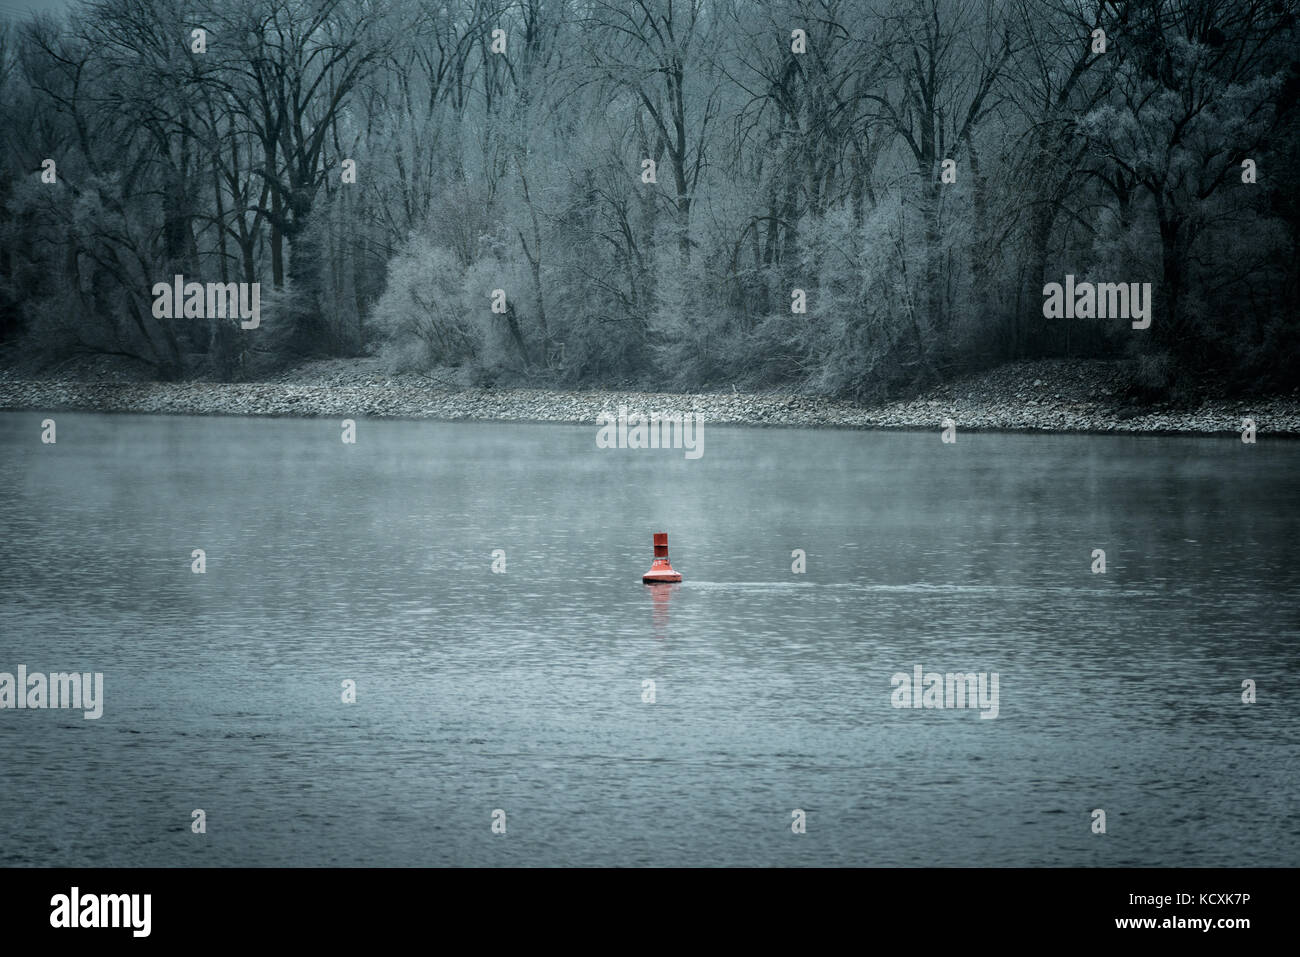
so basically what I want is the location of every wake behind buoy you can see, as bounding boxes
[642,532,682,583]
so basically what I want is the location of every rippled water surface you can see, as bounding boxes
[0,412,1296,866]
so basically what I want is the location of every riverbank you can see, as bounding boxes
[1,357,1296,435]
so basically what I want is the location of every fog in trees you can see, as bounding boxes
[1,0,1296,398]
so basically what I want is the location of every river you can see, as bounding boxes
[0,412,1296,866]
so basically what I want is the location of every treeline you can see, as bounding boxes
[0,0,1297,397]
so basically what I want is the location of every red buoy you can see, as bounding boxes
[642,531,682,583]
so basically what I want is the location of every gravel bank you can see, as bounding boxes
[1,358,1296,436]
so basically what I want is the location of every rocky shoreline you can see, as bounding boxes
[1,358,1296,436]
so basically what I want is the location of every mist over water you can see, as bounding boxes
[0,412,1296,866]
